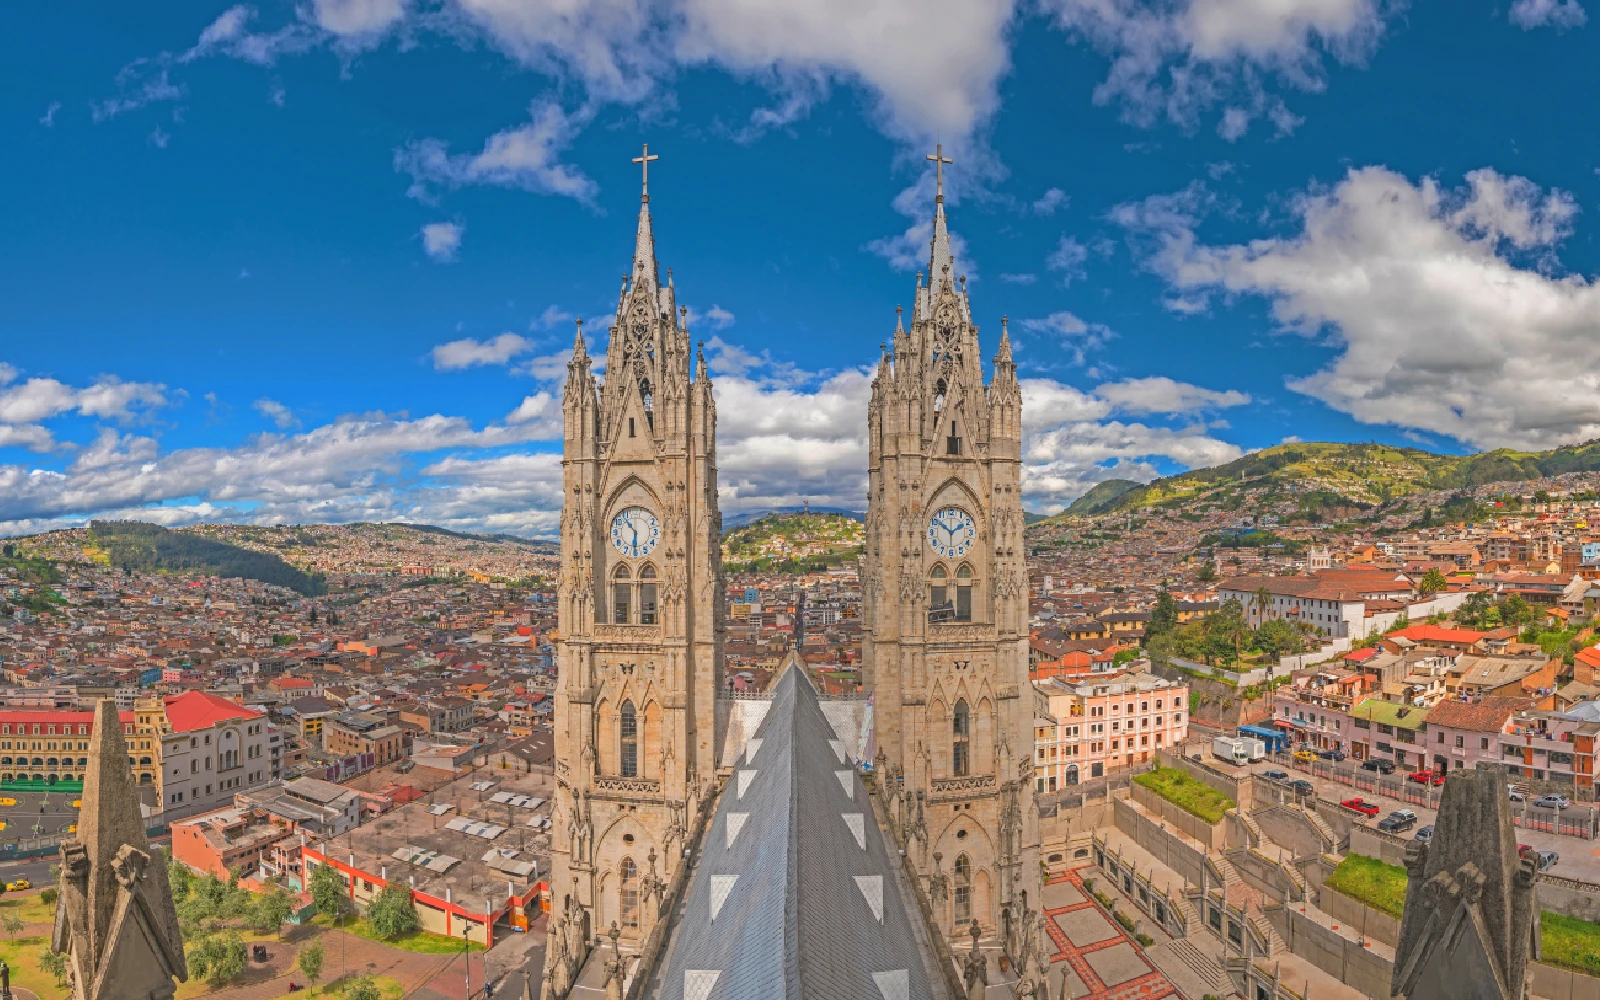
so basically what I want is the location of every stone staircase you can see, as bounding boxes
[1209,851,1243,891]
[1299,804,1337,852]
[1149,936,1235,998]
[1234,808,1265,849]
[1249,907,1289,957]
[1277,854,1308,901]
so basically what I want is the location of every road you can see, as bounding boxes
[1224,751,1600,882]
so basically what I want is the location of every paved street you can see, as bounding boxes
[1229,753,1600,881]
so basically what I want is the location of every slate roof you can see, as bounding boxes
[653,664,936,1000]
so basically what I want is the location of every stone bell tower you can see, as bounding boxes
[543,145,725,995]
[863,147,1043,976]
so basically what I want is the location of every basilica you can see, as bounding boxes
[541,147,1045,999]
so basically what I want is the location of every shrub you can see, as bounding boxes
[1114,911,1136,932]
[188,932,249,988]
[40,888,57,906]
[366,883,420,940]
[297,940,325,991]
[1135,933,1155,947]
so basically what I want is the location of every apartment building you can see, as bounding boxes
[324,711,405,765]
[0,707,153,788]
[1422,697,1527,774]
[237,776,363,838]
[159,691,271,814]
[171,803,296,878]
[399,697,474,734]
[1034,674,1189,792]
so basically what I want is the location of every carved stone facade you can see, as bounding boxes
[862,166,1043,969]
[543,163,724,995]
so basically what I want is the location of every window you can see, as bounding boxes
[953,854,972,923]
[952,700,971,777]
[620,701,639,778]
[628,417,636,438]
[955,565,973,622]
[1480,737,1490,750]
[639,565,658,626]
[1438,731,1445,744]
[613,565,632,624]
[946,419,961,456]
[930,565,948,613]
[1454,735,1464,749]
[620,857,640,929]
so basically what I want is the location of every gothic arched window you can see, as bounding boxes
[933,378,947,413]
[639,378,655,431]
[620,701,639,778]
[952,700,970,777]
[613,565,632,624]
[620,856,640,930]
[639,564,658,626]
[955,564,974,622]
[929,565,949,617]
[954,854,972,923]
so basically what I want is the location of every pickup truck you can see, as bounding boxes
[1377,808,1418,833]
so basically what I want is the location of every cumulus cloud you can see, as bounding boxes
[309,0,407,36]
[1032,188,1069,215]
[684,305,735,330]
[1095,376,1251,415]
[1039,0,1395,133]
[0,376,166,425]
[421,221,464,262]
[1047,235,1090,284]
[1018,311,1115,364]
[431,333,533,370]
[1120,165,1600,450]
[1509,0,1587,29]
[396,101,598,205]
[253,398,299,429]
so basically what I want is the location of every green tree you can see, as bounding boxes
[1196,563,1218,583]
[297,939,325,993]
[309,863,349,922]
[39,949,68,988]
[251,885,296,936]
[1253,618,1297,659]
[189,933,249,987]
[1458,590,1494,628]
[2,913,24,938]
[1147,590,1178,640]
[1207,599,1249,665]
[1502,593,1536,627]
[365,882,420,940]
[341,976,383,1000]
[1252,586,1274,625]
[1417,569,1449,598]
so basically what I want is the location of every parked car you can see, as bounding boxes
[1262,770,1289,781]
[1534,794,1571,810]
[1288,779,1315,797]
[4,879,28,892]
[1408,769,1446,786]
[1292,750,1318,763]
[1361,759,1397,775]
[1341,798,1380,816]
[1414,825,1434,843]
[1533,850,1560,871]
[1509,788,1525,802]
[1377,808,1419,833]
[1319,750,1347,762]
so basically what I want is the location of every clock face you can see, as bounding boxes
[927,506,976,559]
[610,507,660,558]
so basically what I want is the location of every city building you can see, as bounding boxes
[1035,674,1189,790]
[159,690,271,815]
[323,711,404,765]
[170,803,295,878]
[0,707,151,788]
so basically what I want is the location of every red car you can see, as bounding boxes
[1408,769,1446,786]
[1341,798,1380,816]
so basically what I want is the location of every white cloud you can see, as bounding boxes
[1000,273,1037,285]
[310,0,407,37]
[867,214,974,274]
[431,333,533,371]
[1018,311,1114,364]
[534,305,574,329]
[0,376,166,425]
[1047,235,1089,284]
[92,62,185,122]
[684,305,736,331]
[0,364,17,386]
[505,392,562,436]
[396,101,598,205]
[1094,376,1251,415]
[0,425,56,453]
[1039,0,1393,132]
[253,398,300,429]
[39,102,60,127]
[1032,188,1069,215]
[1122,165,1600,450]
[1510,0,1587,29]
[421,221,464,262]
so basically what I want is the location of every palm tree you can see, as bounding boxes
[1253,586,1274,626]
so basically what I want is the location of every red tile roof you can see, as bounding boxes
[1423,696,1528,733]
[1388,625,1486,645]
[164,691,262,733]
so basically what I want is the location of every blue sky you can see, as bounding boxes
[4,0,1600,535]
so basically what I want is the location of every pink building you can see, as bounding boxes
[1035,675,1189,792]
[1421,696,1527,774]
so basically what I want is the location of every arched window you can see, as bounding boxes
[929,565,949,618]
[620,701,639,778]
[140,757,152,767]
[613,565,632,624]
[933,378,947,413]
[952,700,970,777]
[1065,765,1079,786]
[954,854,972,923]
[639,564,658,626]
[640,379,654,430]
[955,564,974,622]
[620,857,640,930]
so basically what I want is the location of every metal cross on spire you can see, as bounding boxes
[926,144,953,203]
[633,143,660,203]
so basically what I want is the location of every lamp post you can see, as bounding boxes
[463,920,473,999]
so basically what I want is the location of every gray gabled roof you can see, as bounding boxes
[653,665,936,999]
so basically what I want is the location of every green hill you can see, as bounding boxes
[1046,440,1600,519]
[88,521,326,596]
[721,512,864,573]
[1066,479,1142,515]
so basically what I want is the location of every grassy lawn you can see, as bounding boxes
[1540,912,1600,977]
[1133,766,1236,824]
[311,914,485,954]
[1323,854,1408,918]
[0,935,69,1000]
[0,890,58,926]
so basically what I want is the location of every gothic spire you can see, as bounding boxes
[571,318,588,362]
[995,316,1013,367]
[630,143,660,291]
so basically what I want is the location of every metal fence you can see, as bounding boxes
[1266,751,1599,840]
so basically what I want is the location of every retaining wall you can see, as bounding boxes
[1267,904,1394,1000]
[1112,795,1211,890]
[1254,806,1327,860]
[1130,781,1226,850]
[1228,847,1304,904]
[1318,886,1401,947]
